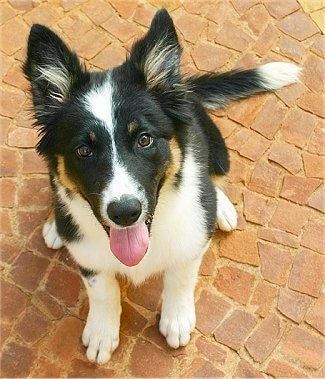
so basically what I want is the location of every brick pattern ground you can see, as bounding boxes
[1,0,324,377]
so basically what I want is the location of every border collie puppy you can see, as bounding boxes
[23,9,300,364]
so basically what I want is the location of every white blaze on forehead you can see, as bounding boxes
[83,76,118,164]
[83,77,147,221]
[84,78,115,133]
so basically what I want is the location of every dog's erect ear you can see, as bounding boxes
[129,9,181,90]
[128,9,191,123]
[23,24,84,121]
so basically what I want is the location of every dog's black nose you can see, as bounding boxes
[107,195,142,226]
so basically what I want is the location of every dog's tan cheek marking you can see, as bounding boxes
[57,155,78,192]
[165,137,182,183]
[211,175,225,188]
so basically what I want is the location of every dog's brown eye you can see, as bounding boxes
[138,133,153,148]
[76,145,93,158]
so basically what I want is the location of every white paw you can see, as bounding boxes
[159,305,196,349]
[42,219,64,249]
[82,319,119,365]
[216,188,237,232]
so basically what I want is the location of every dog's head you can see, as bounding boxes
[24,9,190,266]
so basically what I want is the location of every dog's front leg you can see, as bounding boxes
[159,257,202,348]
[81,271,121,364]
[216,187,237,231]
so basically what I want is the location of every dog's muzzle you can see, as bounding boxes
[102,195,154,267]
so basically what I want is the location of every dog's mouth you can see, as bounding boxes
[103,215,153,267]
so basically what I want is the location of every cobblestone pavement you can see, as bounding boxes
[1,0,324,377]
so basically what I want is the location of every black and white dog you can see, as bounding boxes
[24,9,300,364]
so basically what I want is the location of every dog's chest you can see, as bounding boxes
[64,188,207,284]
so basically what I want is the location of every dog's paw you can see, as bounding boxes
[216,188,237,232]
[159,305,195,349]
[82,320,119,365]
[42,219,64,249]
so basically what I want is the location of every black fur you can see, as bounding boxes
[185,70,268,108]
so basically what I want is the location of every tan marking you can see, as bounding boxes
[211,175,225,188]
[57,155,77,192]
[46,208,55,223]
[89,131,96,141]
[128,120,139,134]
[164,137,182,187]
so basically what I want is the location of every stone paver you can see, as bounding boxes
[0,1,324,377]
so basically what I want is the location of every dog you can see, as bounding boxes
[23,9,300,364]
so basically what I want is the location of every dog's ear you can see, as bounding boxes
[129,9,181,90]
[129,10,191,123]
[23,24,84,121]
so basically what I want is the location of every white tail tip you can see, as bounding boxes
[258,62,302,90]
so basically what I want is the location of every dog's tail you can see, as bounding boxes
[185,62,301,108]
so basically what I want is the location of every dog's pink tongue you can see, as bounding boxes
[110,222,149,267]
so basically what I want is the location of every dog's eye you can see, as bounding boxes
[76,145,93,158]
[138,133,153,148]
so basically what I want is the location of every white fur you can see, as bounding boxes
[258,62,301,90]
[100,162,148,227]
[37,64,71,102]
[84,78,147,226]
[145,40,179,88]
[83,76,118,171]
[84,78,114,130]
[216,188,237,231]
[159,257,201,348]
[82,273,121,364]
[103,163,139,201]
[42,218,64,249]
